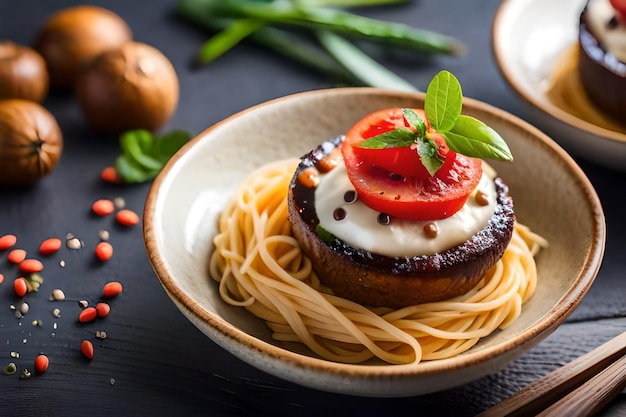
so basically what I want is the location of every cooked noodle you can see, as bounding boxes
[209,158,548,365]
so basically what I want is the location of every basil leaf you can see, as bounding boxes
[417,137,443,176]
[151,130,192,163]
[424,70,462,132]
[356,127,416,149]
[120,130,163,171]
[115,154,160,184]
[315,224,335,242]
[442,115,513,161]
[402,108,426,136]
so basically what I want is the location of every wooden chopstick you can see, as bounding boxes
[477,331,626,417]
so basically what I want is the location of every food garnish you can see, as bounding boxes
[341,70,512,220]
[357,70,512,176]
[113,129,192,183]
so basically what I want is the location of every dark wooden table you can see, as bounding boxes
[1,1,625,416]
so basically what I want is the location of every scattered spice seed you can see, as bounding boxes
[96,302,110,318]
[103,281,123,298]
[81,340,94,360]
[50,288,65,301]
[19,259,44,274]
[0,234,17,250]
[19,302,29,315]
[34,354,49,373]
[3,363,17,375]
[101,166,122,184]
[95,241,113,262]
[25,273,44,292]
[95,330,107,340]
[8,249,26,264]
[39,238,62,256]
[423,222,439,238]
[52,308,61,318]
[475,190,489,206]
[92,199,115,217]
[78,307,97,323]
[377,213,391,225]
[0,273,4,284]
[115,209,139,227]
[113,196,125,209]
[20,368,31,379]
[65,233,84,250]
[98,229,110,241]
[13,277,28,297]
[77,300,88,309]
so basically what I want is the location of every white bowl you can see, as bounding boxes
[493,0,626,170]
[143,88,605,397]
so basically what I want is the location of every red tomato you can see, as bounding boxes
[345,108,452,179]
[341,107,482,220]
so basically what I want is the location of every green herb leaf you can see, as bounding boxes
[424,70,462,132]
[120,130,163,171]
[151,130,193,163]
[315,224,335,242]
[356,127,416,149]
[417,137,443,176]
[114,129,193,183]
[115,154,160,184]
[442,115,513,161]
[402,108,426,136]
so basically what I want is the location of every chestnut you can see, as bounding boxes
[0,41,49,102]
[34,5,132,89]
[0,99,63,187]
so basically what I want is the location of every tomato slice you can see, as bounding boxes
[345,108,452,179]
[341,108,482,220]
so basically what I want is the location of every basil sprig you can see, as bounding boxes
[357,70,513,175]
[115,129,192,183]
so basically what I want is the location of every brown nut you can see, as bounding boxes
[34,5,132,89]
[0,42,49,102]
[0,99,63,187]
[76,41,179,134]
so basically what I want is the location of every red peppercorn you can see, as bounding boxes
[115,209,139,227]
[92,199,115,217]
[0,234,17,251]
[7,249,26,264]
[79,307,98,323]
[39,238,62,256]
[103,281,123,298]
[34,354,49,373]
[81,340,94,360]
[101,166,122,184]
[19,259,44,274]
[95,241,113,262]
[13,277,28,297]
[96,302,110,318]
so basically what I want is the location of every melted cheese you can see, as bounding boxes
[314,161,496,257]
[587,0,626,63]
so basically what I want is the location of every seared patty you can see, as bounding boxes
[288,135,515,308]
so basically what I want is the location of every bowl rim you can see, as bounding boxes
[143,87,606,381]
[492,0,626,145]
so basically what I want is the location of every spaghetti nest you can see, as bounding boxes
[209,159,547,365]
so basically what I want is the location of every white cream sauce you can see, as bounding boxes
[314,161,497,257]
[587,0,626,62]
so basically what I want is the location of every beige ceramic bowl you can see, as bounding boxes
[493,0,626,170]
[143,88,605,397]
